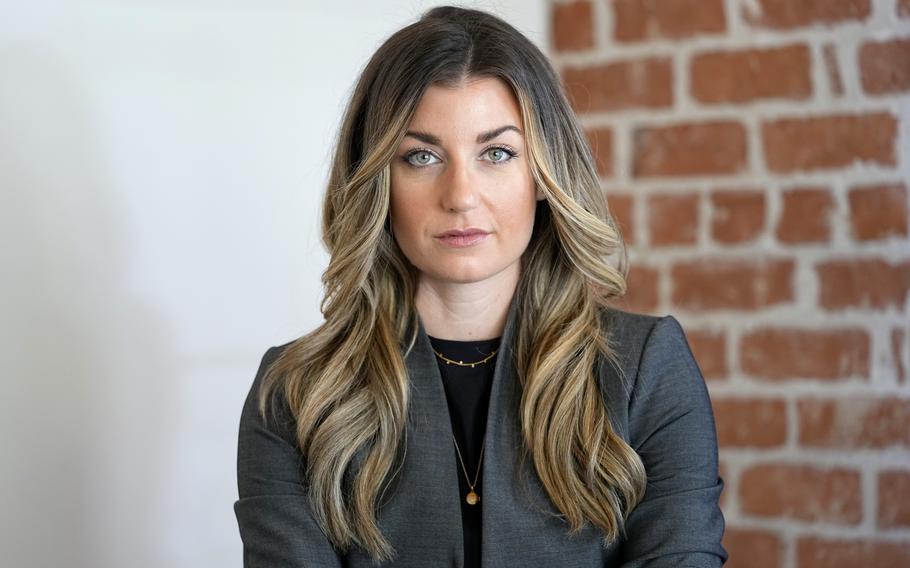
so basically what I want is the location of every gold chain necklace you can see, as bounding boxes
[431,347,498,368]
[431,344,497,505]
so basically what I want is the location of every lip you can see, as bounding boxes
[434,227,491,238]
[434,230,491,248]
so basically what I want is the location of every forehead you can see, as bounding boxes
[407,76,523,133]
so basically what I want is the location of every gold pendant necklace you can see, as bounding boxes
[453,434,483,505]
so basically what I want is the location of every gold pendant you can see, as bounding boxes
[466,491,479,505]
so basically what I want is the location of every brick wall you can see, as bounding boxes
[548,1,910,566]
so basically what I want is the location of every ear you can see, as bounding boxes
[535,184,545,201]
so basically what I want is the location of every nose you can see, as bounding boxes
[440,156,480,212]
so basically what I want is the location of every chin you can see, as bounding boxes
[421,263,495,284]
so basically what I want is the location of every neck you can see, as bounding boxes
[415,268,517,341]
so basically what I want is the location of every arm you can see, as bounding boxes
[620,316,728,567]
[234,346,345,567]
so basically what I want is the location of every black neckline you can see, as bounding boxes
[427,335,501,345]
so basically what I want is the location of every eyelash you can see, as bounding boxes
[400,144,519,168]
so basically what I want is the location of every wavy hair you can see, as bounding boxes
[257,5,646,563]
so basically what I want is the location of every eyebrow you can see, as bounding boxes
[403,124,523,146]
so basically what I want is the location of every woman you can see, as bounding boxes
[234,5,727,567]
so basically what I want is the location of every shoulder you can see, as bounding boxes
[595,306,707,427]
[248,339,298,408]
[599,306,664,351]
[600,305,702,386]
[597,306,692,377]
[262,338,298,365]
[240,339,302,447]
[604,308,714,444]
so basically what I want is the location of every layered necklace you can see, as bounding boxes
[431,344,498,506]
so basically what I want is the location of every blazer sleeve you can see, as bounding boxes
[619,316,729,567]
[234,346,344,567]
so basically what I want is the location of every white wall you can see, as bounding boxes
[0,1,547,566]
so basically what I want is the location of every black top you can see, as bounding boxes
[427,334,500,568]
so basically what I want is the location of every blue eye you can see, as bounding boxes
[403,149,440,167]
[485,146,517,164]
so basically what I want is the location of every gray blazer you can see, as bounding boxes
[234,298,728,567]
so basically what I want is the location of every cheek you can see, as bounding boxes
[389,184,424,239]
[496,185,538,231]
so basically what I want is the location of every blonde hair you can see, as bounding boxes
[257,5,646,563]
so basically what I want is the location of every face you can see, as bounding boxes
[389,76,545,289]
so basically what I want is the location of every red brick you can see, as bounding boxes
[893,327,907,384]
[740,463,862,524]
[798,397,910,448]
[648,193,699,246]
[848,182,908,241]
[723,528,783,568]
[585,127,613,178]
[671,258,793,311]
[741,328,869,380]
[608,192,634,245]
[817,259,910,310]
[613,264,660,313]
[823,44,845,96]
[797,536,910,568]
[710,189,765,244]
[762,113,898,172]
[713,398,787,447]
[633,121,747,177]
[552,1,594,53]
[563,59,672,112]
[742,0,871,30]
[859,38,910,95]
[687,329,727,380]
[776,186,834,243]
[878,470,910,528]
[613,0,726,42]
[691,44,812,103]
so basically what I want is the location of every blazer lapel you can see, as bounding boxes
[358,309,467,566]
